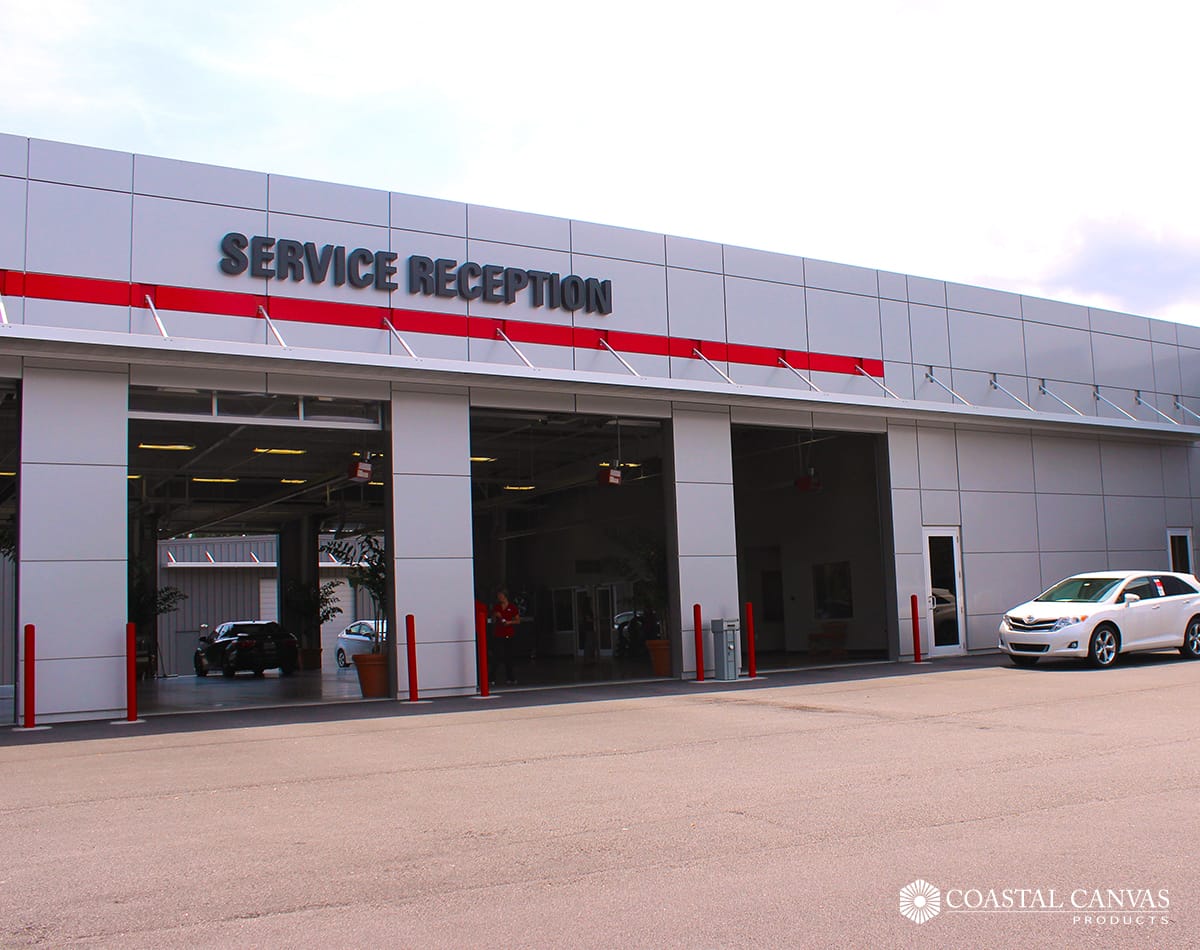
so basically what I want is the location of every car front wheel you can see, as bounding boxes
[194,654,208,677]
[336,648,348,668]
[1088,625,1120,668]
[1181,617,1200,659]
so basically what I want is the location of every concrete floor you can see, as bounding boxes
[3,651,1198,947]
[132,650,886,718]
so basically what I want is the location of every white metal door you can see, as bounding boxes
[258,576,279,622]
[924,528,966,656]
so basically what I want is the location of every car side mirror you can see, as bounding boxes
[1123,593,1141,604]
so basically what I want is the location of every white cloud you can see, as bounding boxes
[3,0,1200,324]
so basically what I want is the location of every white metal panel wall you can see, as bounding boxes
[391,387,476,697]
[670,406,740,677]
[889,422,1200,656]
[18,365,128,723]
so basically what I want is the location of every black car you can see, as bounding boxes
[194,621,299,677]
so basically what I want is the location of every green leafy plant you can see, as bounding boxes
[284,579,345,627]
[321,534,388,651]
[129,564,188,627]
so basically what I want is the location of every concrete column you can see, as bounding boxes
[669,406,740,678]
[19,364,128,722]
[390,387,476,697]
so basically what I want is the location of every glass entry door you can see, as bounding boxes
[574,586,616,659]
[924,529,966,656]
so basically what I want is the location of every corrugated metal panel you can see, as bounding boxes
[157,567,263,676]
[162,535,277,565]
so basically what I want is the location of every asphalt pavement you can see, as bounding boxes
[2,653,1198,948]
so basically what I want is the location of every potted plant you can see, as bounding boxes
[128,563,188,679]
[322,534,390,698]
[609,530,672,677]
[283,578,343,670]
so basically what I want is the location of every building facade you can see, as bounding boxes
[1,133,1198,723]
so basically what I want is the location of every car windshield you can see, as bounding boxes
[1035,577,1123,603]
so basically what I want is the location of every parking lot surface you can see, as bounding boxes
[2,654,1198,948]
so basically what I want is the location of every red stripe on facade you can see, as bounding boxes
[1,270,886,378]
[23,272,133,307]
[268,296,388,329]
[388,307,467,337]
[155,285,264,318]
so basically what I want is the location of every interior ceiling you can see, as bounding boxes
[125,407,666,537]
[129,418,389,538]
[468,410,665,506]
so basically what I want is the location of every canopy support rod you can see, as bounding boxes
[693,348,735,385]
[1135,391,1179,425]
[777,356,822,392]
[495,328,535,369]
[988,373,1033,411]
[855,365,900,399]
[144,295,170,339]
[1038,380,1083,415]
[382,316,419,359]
[598,338,641,377]
[257,305,288,348]
[1094,386,1136,420]
[924,367,972,406]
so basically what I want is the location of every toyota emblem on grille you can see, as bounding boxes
[1024,616,1036,625]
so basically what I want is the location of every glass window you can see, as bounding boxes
[129,386,214,415]
[1169,533,1193,573]
[217,393,301,419]
[1159,575,1199,596]
[1036,576,1123,603]
[302,397,381,425]
[1121,578,1160,601]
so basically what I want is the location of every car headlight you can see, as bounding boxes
[1050,616,1087,631]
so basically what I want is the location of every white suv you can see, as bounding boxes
[998,571,1200,668]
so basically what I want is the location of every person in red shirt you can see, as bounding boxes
[492,589,521,684]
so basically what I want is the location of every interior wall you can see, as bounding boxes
[477,471,663,656]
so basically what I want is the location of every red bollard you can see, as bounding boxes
[910,594,923,664]
[475,601,489,698]
[405,613,419,702]
[745,602,757,679]
[126,622,138,722]
[22,624,35,728]
[693,603,704,682]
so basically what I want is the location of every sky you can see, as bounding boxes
[4,0,1200,325]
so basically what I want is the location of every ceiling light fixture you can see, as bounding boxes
[280,478,307,485]
[138,442,195,451]
[470,456,497,463]
[254,447,306,455]
[192,477,239,484]
[503,483,536,491]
